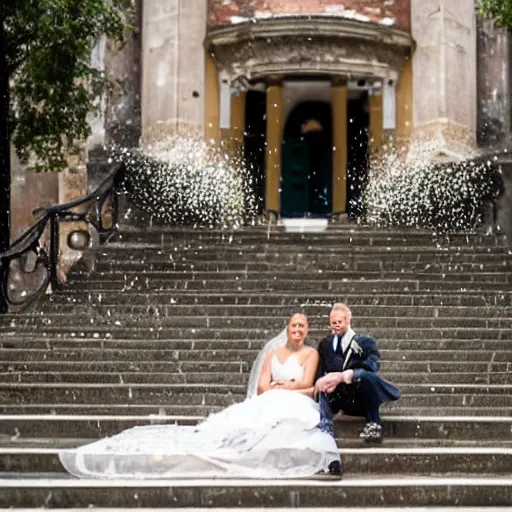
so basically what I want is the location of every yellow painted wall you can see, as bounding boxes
[204,54,220,143]
[396,56,413,144]
[265,85,284,214]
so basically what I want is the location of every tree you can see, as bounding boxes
[477,0,512,28]
[0,0,130,252]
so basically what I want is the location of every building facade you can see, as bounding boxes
[10,0,512,237]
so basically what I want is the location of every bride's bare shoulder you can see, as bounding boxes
[303,346,318,356]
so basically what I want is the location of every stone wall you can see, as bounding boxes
[10,148,59,241]
[208,0,411,29]
[476,19,510,149]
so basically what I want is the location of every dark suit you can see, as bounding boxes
[317,333,400,428]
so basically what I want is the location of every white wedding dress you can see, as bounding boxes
[59,330,340,479]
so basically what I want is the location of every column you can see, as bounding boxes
[204,54,220,143]
[396,56,413,144]
[369,90,383,154]
[411,0,477,150]
[141,0,179,140]
[230,91,246,151]
[265,84,284,214]
[331,82,348,214]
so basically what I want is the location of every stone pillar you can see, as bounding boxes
[204,54,220,142]
[230,91,246,152]
[265,84,284,215]
[332,82,348,214]
[141,0,206,141]
[411,0,477,156]
[396,56,413,145]
[477,19,510,148]
[369,89,383,153]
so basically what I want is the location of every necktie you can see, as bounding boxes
[333,335,341,354]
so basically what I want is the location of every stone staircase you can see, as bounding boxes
[0,224,512,508]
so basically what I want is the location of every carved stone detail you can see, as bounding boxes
[206,16,414,84]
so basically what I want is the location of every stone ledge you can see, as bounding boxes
[206,16,413,49]
[3,477,512,507]
[206,16,413,82]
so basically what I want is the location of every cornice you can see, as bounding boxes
[206,16,414,51]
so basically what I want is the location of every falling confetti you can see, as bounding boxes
[363,141,504,232]
[110,137,256,227]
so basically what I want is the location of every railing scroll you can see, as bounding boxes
[0,163,125,313]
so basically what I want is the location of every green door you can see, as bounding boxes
[281,139,309,218]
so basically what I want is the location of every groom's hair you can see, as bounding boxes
[331,303,352,322]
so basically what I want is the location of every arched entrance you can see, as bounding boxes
[347,92,370,219]
[281,101,333,218]
[244,90,267,215]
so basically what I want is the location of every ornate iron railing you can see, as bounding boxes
[0,163,125,313]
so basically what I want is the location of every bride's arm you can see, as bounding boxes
[257,350,275,395]
[275,349,319,393]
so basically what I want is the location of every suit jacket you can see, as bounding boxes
[317,333,400,403]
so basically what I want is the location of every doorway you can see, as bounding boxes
[281,101,333,218]
[244,90,267,215]
[347,92,370,219]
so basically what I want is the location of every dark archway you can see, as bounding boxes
[347,92,370,219]
[244,90,267,216]
[281,101,333,217]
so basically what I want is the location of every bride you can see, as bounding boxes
[59,313,341,479]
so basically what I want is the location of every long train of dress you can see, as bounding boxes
[59,330,341,479]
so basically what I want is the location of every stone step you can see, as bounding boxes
[94,259,512,273]
[3,337,512,352]
[0,370,510,385]
[1,382,510,396]
[2,446,512,477]
[0,508,506,512]
[2,383,512,407]
[0,360,249,373]
[2,358,509,375]
[2,403,509,416]
[4,326,512,343]
[5,314,512,330]
[99,246,512,262]
[69,270,512,284]
[109,232,508,249]
[115,228,507,247]
[117,223,486,235]
[111,228,508,245]
[18,304,512,321]
[0,372,249,385]
[2,329,511,344]
[56,278,512,293]
[3,476,512,507]
[46,291,512,308]
[1,414,511,441]
[1,346,511,362]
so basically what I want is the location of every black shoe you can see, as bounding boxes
[359,422,383,443]
[314,460,343,480]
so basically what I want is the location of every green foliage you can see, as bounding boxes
[477,0,512,28]
[5,0,131,172]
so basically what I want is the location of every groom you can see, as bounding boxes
[314,303,400,442]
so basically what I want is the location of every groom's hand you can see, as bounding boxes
[314,370,355,396]
[315,373,342,395]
